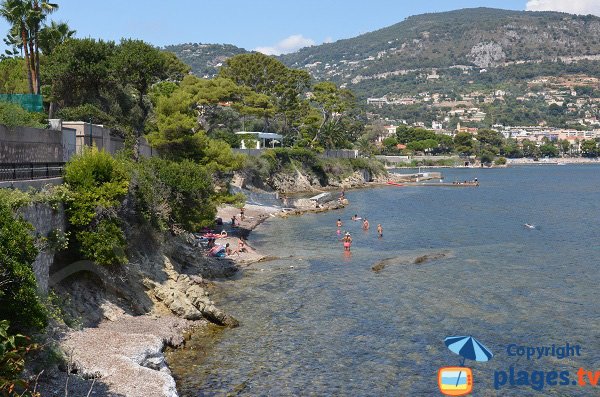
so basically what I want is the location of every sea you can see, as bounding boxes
[166,165,600,396]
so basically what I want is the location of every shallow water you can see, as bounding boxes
[167,165,600,396]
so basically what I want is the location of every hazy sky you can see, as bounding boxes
[1,0,599,55]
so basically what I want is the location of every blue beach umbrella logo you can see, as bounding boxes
[438,336,493,395]
[444,335,494,365]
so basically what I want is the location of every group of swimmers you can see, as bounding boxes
[338,215,384,251]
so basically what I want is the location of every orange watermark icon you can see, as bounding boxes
[438,367,473,396]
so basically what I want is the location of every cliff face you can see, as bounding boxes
[18,202,66,294]
[236,164,378,194]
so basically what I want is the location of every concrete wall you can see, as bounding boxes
[0,125,63,163]
[62,121,121,155]
[18,202,66,294]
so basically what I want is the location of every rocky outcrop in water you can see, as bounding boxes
[371,250,453,272]
[146,256,239,327]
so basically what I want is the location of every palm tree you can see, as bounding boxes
[29,0,59,93]
[0,0,59,94]
[38,20,74,55]
[0,0,34,93]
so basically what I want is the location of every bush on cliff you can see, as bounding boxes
[62,147,130,266]
[130,157,225,231]
[0,203,47,332]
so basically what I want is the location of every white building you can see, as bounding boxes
[235,132,283,149]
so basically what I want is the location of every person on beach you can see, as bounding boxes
[343,232,352,251]
[231,215,238,227]
[363,218,370,230]
[377,224,383,238]
[240,207,245,221]
[238,238,247,253]
[225,243,237,256]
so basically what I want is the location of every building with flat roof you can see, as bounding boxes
[235,131,283,149]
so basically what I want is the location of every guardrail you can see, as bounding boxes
[0,163,65,182]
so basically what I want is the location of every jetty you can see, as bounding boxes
[402,181,479,187]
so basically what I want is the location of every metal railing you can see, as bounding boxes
[0,163,65,182]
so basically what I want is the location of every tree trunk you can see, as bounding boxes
[21,26,34,94]
[48,101,56,118]
[28,37,38,94]
[34,28,41,94]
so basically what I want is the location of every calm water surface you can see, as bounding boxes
[167,165,600,396]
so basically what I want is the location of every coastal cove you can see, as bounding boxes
[167,165,600,396]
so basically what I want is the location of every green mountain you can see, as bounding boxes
[280,7,600,79]
[164,43,248,78]
[165,8,600,127]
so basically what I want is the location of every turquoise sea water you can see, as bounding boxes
[167,165,600,396]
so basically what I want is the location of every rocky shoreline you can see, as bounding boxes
[31,155,406,397]
[36,192,351,396]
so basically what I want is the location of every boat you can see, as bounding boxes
[386,181,404,187]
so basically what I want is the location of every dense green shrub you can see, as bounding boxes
[349,157,386,176]
[129,158,172,231]
[0,102,46,129]
[319,158,354,179]
[62,148,130,265]
[76,219,127,266]
[0,189,31,209]
[0,320,39,396]
[56,103,117,126]
[150,158,216,230]
[0,204,47,332]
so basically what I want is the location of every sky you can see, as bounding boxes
[1,0,600,55]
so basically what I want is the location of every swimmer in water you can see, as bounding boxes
[337,219,342,228]
[363,218,369,230]
[377,223,383,237]
[342,232,352,251]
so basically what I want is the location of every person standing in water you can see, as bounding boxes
[377,224,383,238]
[343,232,352,251]
[363,218,370,230]
[336,219,342,228]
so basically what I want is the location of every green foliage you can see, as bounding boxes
[0,189,31,209]
[45,229,69,252]
[62,147,129,265]
[0,58,27,94]
[164,43,247,78]
[539,142,558,157]
[44,37,186,134]
[56,103,116,126]
[348,157,386,176]
[0,102,46,128]
[0,320,39,396]
[38,20,75,56]
[396,126,437,143]
[479,150,495,165]
[129,158,172,231]
[0,203,47,332]
[495,156,507,165]
[149,158,216,230]
[580,139,598,157]
[454,132,475,155]
[76,219,126,266]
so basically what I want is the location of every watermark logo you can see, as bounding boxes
[439,335,493,396]
[492,342,599,392]
[438,367,473,396]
